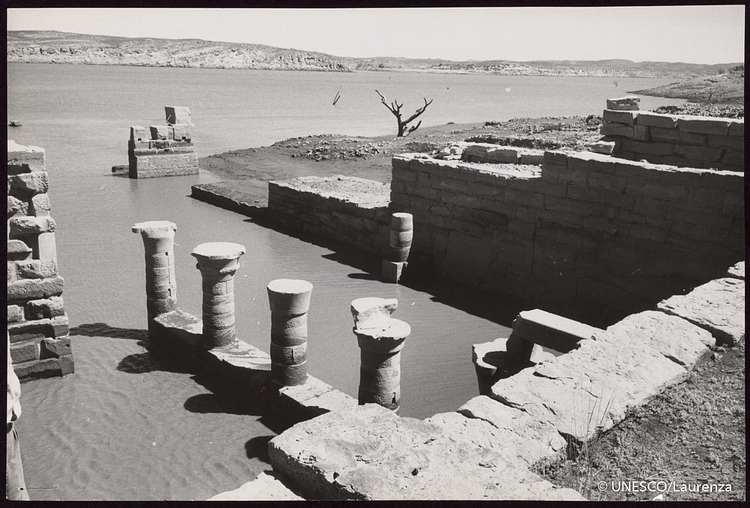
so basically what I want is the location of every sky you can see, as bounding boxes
[7,6,746,64]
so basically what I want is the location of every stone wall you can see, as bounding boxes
[128,106,199,179]
[600,98,744,171]
[7,141,74,380]
[267,176,392,257]
[391,150,744,325]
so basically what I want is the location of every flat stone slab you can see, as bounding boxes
[511,309,603,352]
[277,375,357,420]
[491,314,699,442]
[595,310,714,367]
[208,471,303,500]
[428,395,566,467]
[657,277,745,345]
[208,339,272,372]
[269,403,584,500]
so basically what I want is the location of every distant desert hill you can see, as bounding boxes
[7,30,740,79]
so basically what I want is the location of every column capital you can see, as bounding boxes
[132,220,177,237]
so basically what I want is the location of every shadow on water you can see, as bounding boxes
[71,322,148,342]
[244,435,273,463]
[185,372,265,417]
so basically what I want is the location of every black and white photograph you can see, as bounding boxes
[6,5,745,501]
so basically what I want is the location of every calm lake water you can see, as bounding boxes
[7,63,684,500]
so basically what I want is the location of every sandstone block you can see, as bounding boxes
[673,144,723,162]
[131,152,200,178]
[30,193,52,216]
[208,471,304,501]
[621,139,674,156]
[657,277,745,345]
[25,296,66,319]
[150,125,170,140]
[9,172,49,195]
[606,97,640,111]
[635,112,677,129]
[600,123,634,137]
[728,120,744,136]
[7,276,64,302]
[602,109,638,124]
[9,216,56,238]
[8,315,69,343]
[596,310,713,367]
[7,140,45,173]
[268,403,584,500]
[36,232,59,261]
[7,195,29,217]
[11,342,39,364]
[165,106,192,125]
[130,126,148,141]
[721,150,744,167]
[510,309,602,353]
[170,123,193,141]
[40,337,72,359]
[7,240,33,261]
[706,134,744,151]
[587,140,616,155]
[15,259,58,279]
[650,126,705,146]
[276,375,358,422]
[457,395,567,464]
[677,117,731,135]
[8,305,24,323]
[518,151,545,165]
[13,355,74,380]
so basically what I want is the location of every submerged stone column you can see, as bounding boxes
[192,242,246,349]
[382,212,413,283]
[132,221,177,333]
[351,297,411,411]
[267,279,313,387]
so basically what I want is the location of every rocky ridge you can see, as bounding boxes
[7,31,739,78]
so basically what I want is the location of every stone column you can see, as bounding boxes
[351,297,411,411]
[267,279,313,387]
[192,242,246,349]
[382,212,413,283]
[132,221,177,333]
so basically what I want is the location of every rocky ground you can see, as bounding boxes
[534,340,745,501]
[633,68,744,106]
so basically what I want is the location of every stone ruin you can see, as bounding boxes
[127,106,199,179]
[7,141,74,380]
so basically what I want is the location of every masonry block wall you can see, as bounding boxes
[129,106,199,179]
[391,151,744,325]
[268,177,392,257]
[7,141,74,380]
[601,106,744,172]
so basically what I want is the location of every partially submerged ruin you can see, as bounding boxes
[126,106,199,178]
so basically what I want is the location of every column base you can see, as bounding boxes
[382,260,407,284]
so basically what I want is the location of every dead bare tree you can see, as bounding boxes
[375,90,433,137]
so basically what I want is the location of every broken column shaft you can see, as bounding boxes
[382,212,413,283]
[267,279,313,387]
[192,242,246,349]
[132,221,177,334]
[351,297,411,411]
